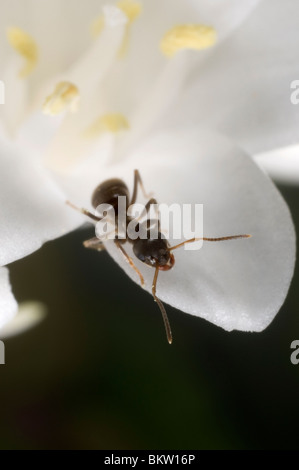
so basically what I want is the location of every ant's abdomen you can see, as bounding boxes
[91,178,129,214]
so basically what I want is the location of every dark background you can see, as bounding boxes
[0,183,298,450]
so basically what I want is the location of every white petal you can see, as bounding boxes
[255,145,299,185]
[52,133,116,208]
[16,111,64,158]
[44,5,127,170]
[100,0,260,125]
[0,267,18,329]
[65,5,127,91]
[0,0,106,83]
[0,301,47,339]
[0,140,82,266]
[160,0,299,155]
[0,57,29,136]
[116,51,197,160]
[109,0,260,161]
[103,130,295,332]
[0,1,109,135]
[140,0,260,36]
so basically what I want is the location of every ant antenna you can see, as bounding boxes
[169,234,251,251]
[152,266,173,345]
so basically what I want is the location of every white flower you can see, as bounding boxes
[0,267,46,337]
[255,145,299,185]
[0,0,296,339]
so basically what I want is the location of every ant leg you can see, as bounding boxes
[83,237,106,252]
[127,197,161,238]
[115,240,145,288]
[144,197,158,214]
[66,200,101,222]
[130,169,153,205]
[144,197,161,232]
[152,267,172,345]
[132,197,159,223]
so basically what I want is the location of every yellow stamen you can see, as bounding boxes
[84,113,129,138]
[161,24,217,57]
[7,27,38,78]
[43,82,79,116]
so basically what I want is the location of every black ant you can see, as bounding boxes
[67,170,251,344]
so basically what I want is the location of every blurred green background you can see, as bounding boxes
[0,183,298,450]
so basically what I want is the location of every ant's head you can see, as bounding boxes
[133,232,175,271]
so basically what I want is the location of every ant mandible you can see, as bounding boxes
[67,170,251,344]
